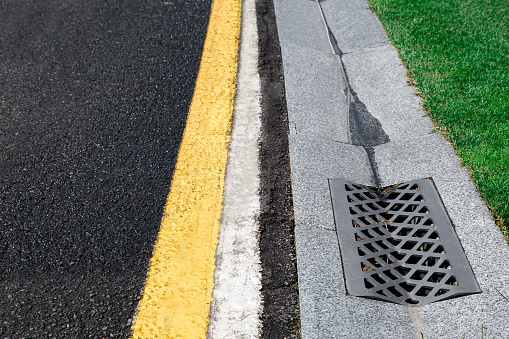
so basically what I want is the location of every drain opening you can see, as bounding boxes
[329,178,481,306]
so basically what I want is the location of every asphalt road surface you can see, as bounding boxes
[0,0,212,336]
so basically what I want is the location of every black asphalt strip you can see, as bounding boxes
[0,0,211,337]
[256,0,301,337]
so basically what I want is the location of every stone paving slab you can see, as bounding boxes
[282,45,350,143]
[320,0,388,54]
[375,134,491,227]
[289,135,371,231]
[295,225,416,339]
[343,45,435,142]
[272,0,331,54]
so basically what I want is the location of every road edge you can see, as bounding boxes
[207,0,263,336]
[131,0,242,337]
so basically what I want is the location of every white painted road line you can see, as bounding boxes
[208,0,263,337]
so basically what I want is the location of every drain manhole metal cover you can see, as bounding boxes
[329,178,481,306]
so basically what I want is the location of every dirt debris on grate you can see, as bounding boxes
[329,178,481,306]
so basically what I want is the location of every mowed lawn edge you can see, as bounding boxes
[368,0,509,240]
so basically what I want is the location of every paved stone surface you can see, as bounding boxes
[283,46,350,143]
[375,134,490,227]
[343,45,435,142]
[273,0,352,143]
[320,0,389,54]
[295,225,415,339]
[272,0,330,54]
[289,135,371,231]
[274,0,509,337]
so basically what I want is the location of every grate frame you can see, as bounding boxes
[329,178,481,306]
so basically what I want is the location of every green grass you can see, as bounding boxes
[368,0,509,239]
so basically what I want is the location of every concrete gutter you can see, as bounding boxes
[273,0,509,337]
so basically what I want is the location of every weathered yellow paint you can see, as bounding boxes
[132,0,242,337]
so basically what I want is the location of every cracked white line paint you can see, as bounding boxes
[207,0,262,337]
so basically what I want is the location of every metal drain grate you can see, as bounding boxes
[329,178,480,306]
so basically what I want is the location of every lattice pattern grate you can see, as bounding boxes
[329,178,480,306]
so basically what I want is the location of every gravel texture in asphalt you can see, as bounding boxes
[0,0,211,336]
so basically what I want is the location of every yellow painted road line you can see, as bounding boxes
[132,0,242,337]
